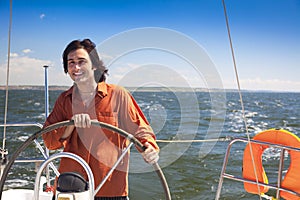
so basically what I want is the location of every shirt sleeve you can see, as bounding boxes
[115,87,159,151]
[42,94,69,150]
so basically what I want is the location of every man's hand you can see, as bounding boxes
[72,113,91,128]
[142,142,159,164]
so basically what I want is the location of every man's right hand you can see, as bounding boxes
[72,113,92,128]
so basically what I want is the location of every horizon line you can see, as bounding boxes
[0,85,299,93]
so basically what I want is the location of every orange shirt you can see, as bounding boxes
[42,82,158,197]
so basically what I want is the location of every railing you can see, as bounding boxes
[215,138,300,200]
[0,123,59,186]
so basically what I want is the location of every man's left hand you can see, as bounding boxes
[142,142,159,164]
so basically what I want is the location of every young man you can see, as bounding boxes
[42,39,159,200]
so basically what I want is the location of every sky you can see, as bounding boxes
[0,0,299,92]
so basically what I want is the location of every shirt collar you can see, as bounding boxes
[97,82,108,97]
[64,82,108,98]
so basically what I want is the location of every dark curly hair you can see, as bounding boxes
[62,39,108,82]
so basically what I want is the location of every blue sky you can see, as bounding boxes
[0,0,299,91]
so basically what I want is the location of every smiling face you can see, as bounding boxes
[67,48,95,84]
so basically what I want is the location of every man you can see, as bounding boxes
[42,39,159,200]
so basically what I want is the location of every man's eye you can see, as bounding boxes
[78,60,86,65]
[68,61,75,66]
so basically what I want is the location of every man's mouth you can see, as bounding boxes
[73,72,84,76]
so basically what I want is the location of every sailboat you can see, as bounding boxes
[1,0,300,200]
[0,1,172,199]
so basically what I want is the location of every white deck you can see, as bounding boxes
[2,189,53,200]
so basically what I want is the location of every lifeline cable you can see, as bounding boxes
[0,120,171,200]
[221,0,262,199]
[156,137,232,143]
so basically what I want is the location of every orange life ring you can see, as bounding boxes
[242,129,300,199]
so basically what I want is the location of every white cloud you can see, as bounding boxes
[223,77,300,92]
[40,13,46,20]
[22,49,32,54]
[48,67,73,86]
[0,54,52,85]
[99,53,114,61]
[2,53,299,92]
[0,53,77,87]
[9,53,18,57]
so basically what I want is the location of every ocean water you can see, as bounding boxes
[1,89,300,199]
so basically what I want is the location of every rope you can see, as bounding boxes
[156,137,232,143]
[221,0,262,199]
[1,0,13,158]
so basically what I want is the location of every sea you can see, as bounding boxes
[1,88,300,200]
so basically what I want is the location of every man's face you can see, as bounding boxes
[67,48,94,83]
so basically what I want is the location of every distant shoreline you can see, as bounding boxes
[0,85,297,93]
[0,85,212,92]
[0,85,70,91]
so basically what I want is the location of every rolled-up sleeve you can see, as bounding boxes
[42,94,68,150]
[115,87,159,151]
